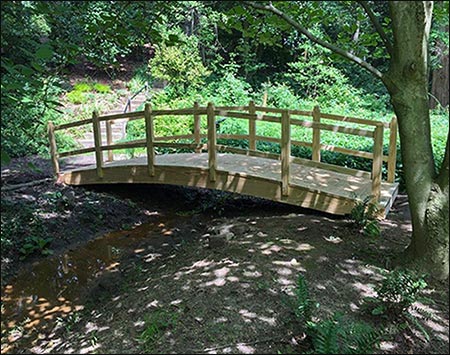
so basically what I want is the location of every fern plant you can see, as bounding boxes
[350,196,380,237]
[290,275,382,354]
[294,274,317,322]
[366,269,428,316]
[363,269,433,342]
[307,313,382,354]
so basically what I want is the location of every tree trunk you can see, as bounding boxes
[385,1,449,279]
[430,25,449,109]
[246,0,449,279]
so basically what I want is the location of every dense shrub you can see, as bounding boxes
[149,31,210,94]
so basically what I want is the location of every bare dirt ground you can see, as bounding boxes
[1,157,449,354]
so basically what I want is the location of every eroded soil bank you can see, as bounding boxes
[1,156,449,354]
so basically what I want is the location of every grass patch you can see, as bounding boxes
[139,309,179,352]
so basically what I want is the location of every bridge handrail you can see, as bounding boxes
[48,101,398,202]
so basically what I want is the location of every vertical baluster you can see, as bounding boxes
[281,110,291,196]
[92,111,103,178]
[145,103,155,176]
[207,102,217,182]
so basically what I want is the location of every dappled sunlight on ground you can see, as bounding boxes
[2,193,448,354]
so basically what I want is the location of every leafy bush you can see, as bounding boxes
[93,83,111,94]
[73,82,93,92]
[149,31,210,93]
[66,90,88,104]
[364,269,429,316]
[201,66,254,106]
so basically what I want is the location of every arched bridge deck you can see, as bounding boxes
[48,102,399,216]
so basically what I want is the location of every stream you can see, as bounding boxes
[1,212,190,353]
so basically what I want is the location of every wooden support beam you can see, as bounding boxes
[281,110,291,196]
[106,120,113,161]
[387,116,398,183]
[371,125,384,201]
[92,111,103,178]
[207,102,217,182]
[47,121,60,177]
[312,105,321,162]
[194,101,201,153]
[262,90,268,107]
[248,100,256,150]
[145,103,155,176]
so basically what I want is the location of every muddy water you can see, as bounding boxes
[1,214,185,353]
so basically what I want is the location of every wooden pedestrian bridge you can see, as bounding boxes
[48,101,399,216]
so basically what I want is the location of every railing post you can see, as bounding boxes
[47,121,60,177]
[248,100,256,151]
[207,102,217,182]
[145,103,155,176]
[194,101,201,153]
[106,120,113,162]
[281,110,291,197]
[92,111,103,178]
[262,90,268,107]
[371,125,384,202]
[312,105,321,162]
[387,116,397,183]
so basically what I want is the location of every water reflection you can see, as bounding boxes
[1,217,178,353]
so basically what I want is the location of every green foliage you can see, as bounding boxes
[139,309,179,352]
[290,274,382,354]
[1,202,47,253]
[93,83,111,94]
[363,269,432,342]
[67,82,111,103]
[350,196,381,237]
[150,31,210,93]
[127,65,151,93]
[307,314,382,354]
[430,108,449,168]
[19,236,53,260]
[364,269,428,316]
[203,67,254,105]
[293,275,317,322]
[66,90,88,104]
[56,312,81,333]
[73,82,93,92]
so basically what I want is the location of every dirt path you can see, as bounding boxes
[1,157,448,354]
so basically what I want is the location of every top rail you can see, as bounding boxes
[54,118,93,131]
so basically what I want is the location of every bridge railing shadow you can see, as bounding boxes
[47,102,398,205]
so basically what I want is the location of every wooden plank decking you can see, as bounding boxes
[62,153,399,216]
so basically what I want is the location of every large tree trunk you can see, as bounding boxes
[246,0,449,279]
[384,1,449,279]
[430,25,449,109]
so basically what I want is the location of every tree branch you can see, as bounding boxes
[1,178,53,192]
[357,1,393,55]
[244,1,383,79]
